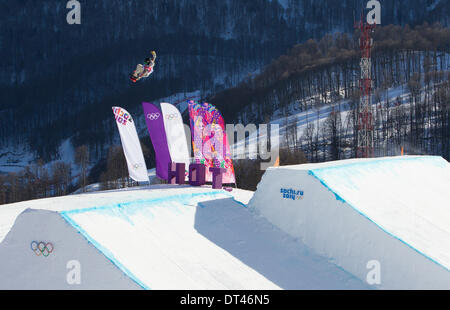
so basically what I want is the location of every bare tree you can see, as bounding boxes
[0,175,6,204]
[325,110,342,160]
[100,146,129,190]
[5,173,20,203]
[51,162,72,196]
[75,145,89,192]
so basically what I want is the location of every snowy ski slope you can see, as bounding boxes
[249,155,450,289]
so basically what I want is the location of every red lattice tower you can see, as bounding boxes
[356,19,375,158]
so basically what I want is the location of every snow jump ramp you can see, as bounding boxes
[249,155,450,289]
[0,209,140,289]
[0,188,367,290]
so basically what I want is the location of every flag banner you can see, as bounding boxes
[142,102,172,180]
[188,101,235,184]
[189,101,209,177]
[160,102,190,177]
[112,107,149,182]
[204,102,236,184]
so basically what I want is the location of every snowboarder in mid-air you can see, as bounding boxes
[130,51,157,83]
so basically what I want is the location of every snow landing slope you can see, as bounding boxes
[0,186,367,290]
[0,209,140,289]
[249,156,450,289]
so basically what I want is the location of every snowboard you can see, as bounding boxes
[130,64,144,83]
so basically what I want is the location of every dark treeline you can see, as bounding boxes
[0,0,293,162]
[0,145,90,205]
[0,141,157,205]
[0,160,73,205]
[211,23,450,162]
[2,23,449,205]
[1,0,447,163]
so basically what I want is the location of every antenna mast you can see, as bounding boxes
[355,16,375,158]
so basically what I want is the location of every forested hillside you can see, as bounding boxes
[1,0,448,162]
[211,23,450,162]
[1,1,449,204]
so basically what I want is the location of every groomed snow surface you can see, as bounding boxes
[0,155,448,289]
[0,185,367,290]
[250,155,450,289]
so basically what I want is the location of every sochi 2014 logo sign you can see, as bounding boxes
[113,107,132,125]
[280,188,304,201]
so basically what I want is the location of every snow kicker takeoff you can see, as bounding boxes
[130,51,157,83]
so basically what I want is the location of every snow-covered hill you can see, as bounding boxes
[231,81,433,159]
[250,155,450,289]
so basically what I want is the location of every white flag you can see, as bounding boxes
[160,103,191,173]
[112,107,149,182]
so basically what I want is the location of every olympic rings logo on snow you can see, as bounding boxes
[147,113,160,120]
[166,113,178,120]
[30,241,54,257]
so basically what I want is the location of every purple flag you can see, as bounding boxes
[142,102,172,180]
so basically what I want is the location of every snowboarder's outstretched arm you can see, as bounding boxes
[142,51,157,78]
[145,51,157,67]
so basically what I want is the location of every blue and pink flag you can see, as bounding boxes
[188,101,235,184]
